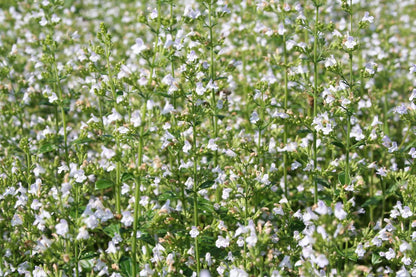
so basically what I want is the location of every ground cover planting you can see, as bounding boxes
[1,0,416,276]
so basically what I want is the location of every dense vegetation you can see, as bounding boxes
[1,0,416,276]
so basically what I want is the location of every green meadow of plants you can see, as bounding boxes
[1,0,416,276]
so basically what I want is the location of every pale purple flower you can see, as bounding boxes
[361,12,374,23]
[385,248,396,260]
[325,55,337,68]
[215,235,230,248]
[409,64,416,73]
[132,38,147,55]
[55,219,69,237]
[229,267,248,277]
[344,36,357,49]
[121,211,133,227]
[409,89,416,101]
[190,226,199,238]
[334,202,347,220]
[315,254,329,268]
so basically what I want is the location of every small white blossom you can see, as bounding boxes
[344,36,357,49]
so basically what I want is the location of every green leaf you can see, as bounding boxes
[331,141,345,150]
[316,177,330,188]
[121,173,135,182]
[138,233,155,246]
[362,196,383,208]
[198,197,214,214]
[79,259,94,270]
[38,142,56,154]
[158,191,177,201]
[119,256,133,277]
[338,172,350,185]
[103,223,120,238]
[71,137,94,145]
[199,180,215,189]
[80,251,98,260]
[95,179,113,190]
[372,253,382,265]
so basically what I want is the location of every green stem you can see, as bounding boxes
[132,3,161,274]
[192,112,200,274]
[398,123,412,149]
[369,150,374,224]
[132,103,146,276]
[148,0,162,84]
[345,0,353,186]
[283,30,289,199]
[105,46,121,215]
[53,58,78,277]
[313,4,319,204]
[208,1,220,203]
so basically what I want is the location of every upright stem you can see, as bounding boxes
[283,29,289,199]
[148,0,162,84]
[105,46,121,215]
[313,4,319,204]
[132,3,161,274]
[192,105,200,274]
[54,56,78,277]
[208,1,221,203]
[132,103,146,276]
[346,0,353,185]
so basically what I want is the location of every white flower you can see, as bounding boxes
[117,126,129,134]
[206,79,219,91]
[77,227,90,240]
[315,200,329,215]
[187,50,198,63]
[106,108,122,124]
[215,235,230,248]
[121,211,133,227]
[385,248,396,260]
[51,14,60,23]
[355,243,365,258]
[229,267,248,277]
[106,241,117,254]
[245,233,258,247]
[200,269,211,277]
[73,169,87,183]
[334,202,347,220]
[361,12,374,23]
[376,167,387,177]
[315,254,329,268]
[364,62,377,75]
[32,266,47,277]
[196,82,206,96]
[132,38,147,55]
[39,17,48,26]
[207,139,218,151]
[278,23,286,35]
[410,89,416,101]
[350,125,365,141]
[117,64,132,79]
[344,36,357,49]
[190,226,199,238]
[409,148,416,158]
[183,140,192,154]
[325,55,337,68]
[131,110,142,127]
[225,149,237,157]
[11,213,23,226]
[250,111,259,124]
[184,6,201,19]
[90,52,100,62]
[55,219,69,237]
